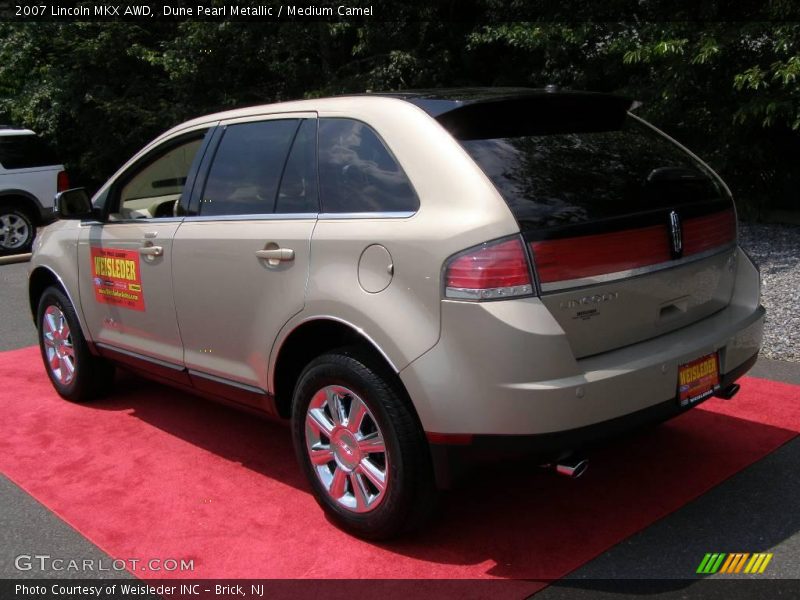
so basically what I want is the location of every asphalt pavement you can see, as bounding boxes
[0,261,37,351]
[1,260,798,596]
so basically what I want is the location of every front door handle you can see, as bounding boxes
[139,245,163,257]
[255,247,295,264]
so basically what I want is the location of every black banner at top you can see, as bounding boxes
[1,0,799,23]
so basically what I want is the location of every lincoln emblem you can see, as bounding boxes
[669,210,683,258]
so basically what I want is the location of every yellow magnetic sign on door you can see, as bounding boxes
[90,247,146,311]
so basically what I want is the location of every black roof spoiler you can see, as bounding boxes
[372,88,635,139]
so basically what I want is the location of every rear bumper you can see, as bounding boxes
[427,349,759,488]
[401,300,764,436]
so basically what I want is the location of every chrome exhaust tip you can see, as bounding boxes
[715,383,740,400]
[554,457,589,479]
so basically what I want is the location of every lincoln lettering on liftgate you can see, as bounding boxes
[90,247,146,311]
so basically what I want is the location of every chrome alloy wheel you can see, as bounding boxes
[305,385,388,513]
[42,305,76,385]
[0,212,30,251]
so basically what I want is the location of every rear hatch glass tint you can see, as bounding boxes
[459,117,725,231]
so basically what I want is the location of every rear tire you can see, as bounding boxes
[291,348,437,540]
[36,286,115,402]
[0,202,35,255]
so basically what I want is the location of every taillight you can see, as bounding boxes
[444,237,533,300]
[57,170,70,192]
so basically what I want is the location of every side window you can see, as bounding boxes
[318,118,418,213]
[275,119,318,214]
[115,135,205,220]
[200,119,299,217]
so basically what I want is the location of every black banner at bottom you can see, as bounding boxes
[4,578,800,600]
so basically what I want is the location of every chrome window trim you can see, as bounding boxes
[182,212,318,222]
[80,217,185,226]
[318,211,416,220]
[81,211,416,223]
[539,243,736,294]
[218,111,317,127]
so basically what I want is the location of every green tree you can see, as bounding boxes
[468,20,800,216]
[1,15,797,216]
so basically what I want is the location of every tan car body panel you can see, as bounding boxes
[30,220,85,327]
[541,246,739,358]
[173,217,316,390]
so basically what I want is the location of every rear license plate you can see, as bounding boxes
[677,353,720,407]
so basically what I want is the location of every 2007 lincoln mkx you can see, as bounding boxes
[29,89,764,539]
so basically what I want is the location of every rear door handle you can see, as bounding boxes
[139,245,163,257]
[255,248,295,263]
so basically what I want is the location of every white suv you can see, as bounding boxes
[0,127,68,254]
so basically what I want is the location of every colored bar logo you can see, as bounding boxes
[696,553,773,574]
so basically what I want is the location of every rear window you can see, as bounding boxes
[0,134,60,169]
[459,117,724,230]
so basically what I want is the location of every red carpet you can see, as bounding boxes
[1,345,799,586]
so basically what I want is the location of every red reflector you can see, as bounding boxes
[57,170,70,192]
[683,209,736,256]
[426,432,474,445]
[446,238,531,290]
[530,209,737,286]
[530,224,670,284]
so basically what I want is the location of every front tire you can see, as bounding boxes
[291,349,436,539]
[37,286,114,402]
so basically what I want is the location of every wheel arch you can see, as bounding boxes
[0,190,44,223]
[270,317,406,420]
[28,266,78,323]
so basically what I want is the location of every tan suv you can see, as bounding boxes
[29,89,764,539]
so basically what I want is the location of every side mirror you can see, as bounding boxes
[54,188,93,220]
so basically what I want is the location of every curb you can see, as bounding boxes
[0,253,32,266]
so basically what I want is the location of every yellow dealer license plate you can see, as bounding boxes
[678,353,720,407]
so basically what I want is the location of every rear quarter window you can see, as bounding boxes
[318,118,418,214]
[0,134,60,169]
